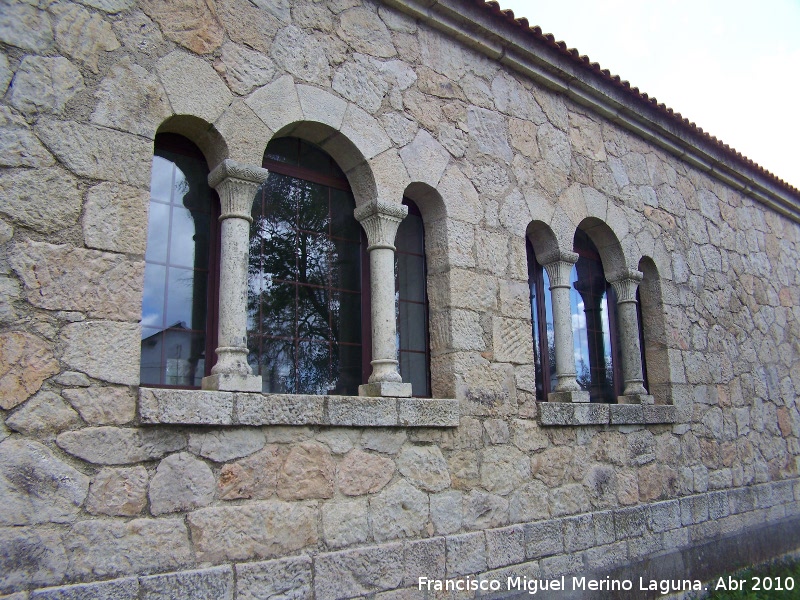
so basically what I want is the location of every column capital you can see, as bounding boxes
[208,159,270,222]
[540,250,579,289]
[354,200,408,250]
[609,269,644,304]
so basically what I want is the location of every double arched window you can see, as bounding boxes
[141,135,431,397]
[528,226,649,403]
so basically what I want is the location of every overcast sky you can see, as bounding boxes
[495,0,800,189]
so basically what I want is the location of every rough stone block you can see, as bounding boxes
[642,404,677,424]
[359,381,412,398]
[149,452,215,515]
[187,501,317,562]
[201,372,261,393]
[246,74,302,133]
[563,514,595,552]
[322,498,369,549]
[30,577,139,600]
[277,441,334,501]
[83,182,149,254]
[0,527,66,592]
[59,321,140,386]
[65,519,191,580]
[0,438,89,526]
[610,404,645,424]
[86,466,148,517]
[235,393,323,425]
[0,167,81,234]
[397,398,459,427]
[403,537,446,585]
[139,388,233,425]
[314,544,404,600]
[139,566,233,600]
[539,553,583,578]
[64,386,135,426]
[485,525,525,569]
[446,532,486,577]
[0,331,60,410]
[337,449,394,496]
[5,391,81,436]
[56,427,186,465]
[585,540,629,572]
[156,50,231,123]
[648,499,681,532]
[430,490,462,535]
[188,429,265,462]
[370,480,428,542]
[235,556,313,600]
[614,506,647,540]
[708,491,730,520]
[524,519,563,559]
[328,395,398,426]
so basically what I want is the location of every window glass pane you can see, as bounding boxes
[397,253,425,303]
[263,137,298,165]
[542,268,556,393]
[142,135,214,388]
[168,204,198,268]
[400,351,429,397]
[396,212,424,254]
[399,301,427,351]
[145,201,170,263]
[249,138,362,396]
[149,156,174,203]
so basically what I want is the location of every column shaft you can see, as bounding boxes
[610,270,653,404]
[202,160,269,392]
[541,250,589,403]
[355,200,412,398]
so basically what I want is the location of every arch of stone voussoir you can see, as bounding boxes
[526,219,560,263]
[638,255,674,405]
[576,216,631,280]
[156,115,230,173]
[244,76,405,209]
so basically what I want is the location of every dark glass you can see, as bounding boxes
[527,240,557,400]
[396,200,431,397]
[571,230,616,403]
[140,136,215,387]
[249,138,363,396]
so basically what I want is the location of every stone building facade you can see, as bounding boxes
[1,0,799,597]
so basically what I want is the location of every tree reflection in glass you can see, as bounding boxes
[247,139,362,396]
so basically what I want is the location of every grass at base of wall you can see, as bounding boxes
[700,558,800,599]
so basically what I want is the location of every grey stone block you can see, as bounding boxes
[708,491,730,520]
[609,404,644,424]
[31,578,138,600]
[139,566,233,600]
[477,561,542,593]
[689,519,720,542]
[648,499,681,532]
[537,403,574,426]
[327,396,398,426]
[563,514,595,552]
[485,525,525,569]
[524,519,563,559]
[359,381,412,398]
[584,540,628,571]
[539,553,583,577]
[397,398,459,427]
[628,532,664,560]
[593,510,616,545]
[236,556,312,600]
[680,495,708,526]
[642,404,677,423]
[729,487,756,514]
[314,543,404,600]
[235,393,324,425]
[139,388,233,425]
[403,538,445,586]
[614,506,647,540]
[446,532,486,576]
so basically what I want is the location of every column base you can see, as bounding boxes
[617,394,655,405]
[202,373,262,392]
[548,390,590,403]
[359,381,412,398]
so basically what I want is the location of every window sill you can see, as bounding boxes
[139,388,459,427]
[537,402,676,426]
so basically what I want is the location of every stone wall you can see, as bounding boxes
[1,0,799,597]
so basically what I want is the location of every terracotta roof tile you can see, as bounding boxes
[475,0,798,195]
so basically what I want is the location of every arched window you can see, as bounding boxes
[140,133,219,388]
[571,229,620,403]
[247,138,366,395]
[528,229,648,403]
[396,198,431,397]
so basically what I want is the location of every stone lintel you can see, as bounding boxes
[138,388,458,427]
[538,401,676,426]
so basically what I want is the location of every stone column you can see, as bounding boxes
[355,200,412,398]
[541,250,589,403]
[202,160,269,393]
[610,269,654,404]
